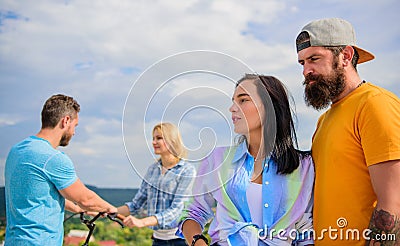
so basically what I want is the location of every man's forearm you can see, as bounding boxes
[65,199,83,213]
[367,160,400,245]
[60,179,117,214]
[366,208,399,246]
[77,189,115,212]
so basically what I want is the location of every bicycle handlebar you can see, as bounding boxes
[105,212,126,227]
[74,212,126,246]
[79,212,125,226]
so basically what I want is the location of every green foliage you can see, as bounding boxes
[63,212,213,246]
[204,222,212,244]
[0,225,5,242]
[64,241,99,246]
[63,213,153,246]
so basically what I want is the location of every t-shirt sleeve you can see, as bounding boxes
[359,93,400,166]
[43,152,77,190]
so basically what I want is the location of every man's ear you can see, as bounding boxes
[60,115,71,129]
[342,46,354,67]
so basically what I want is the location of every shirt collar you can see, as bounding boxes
[232,141,272,169]
[175,159,185,166]
[232,141,250,163]
[157,159,185,168]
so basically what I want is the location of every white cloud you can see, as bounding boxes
[63,117,137,188]
[168,76,234,100]
[0,114,25,127]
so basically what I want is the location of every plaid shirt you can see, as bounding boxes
[125,159,196,230]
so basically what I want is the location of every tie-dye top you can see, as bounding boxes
[177,142,314,246]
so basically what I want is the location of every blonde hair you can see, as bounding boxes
[153,122,187,159]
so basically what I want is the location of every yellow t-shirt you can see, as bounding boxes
[312,82,400,245]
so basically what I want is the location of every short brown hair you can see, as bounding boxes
[41,94,80,129]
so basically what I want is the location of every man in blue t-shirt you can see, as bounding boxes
[4,94,118,246]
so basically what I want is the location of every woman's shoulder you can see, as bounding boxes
[296,149,311,157]
[178,159,196,172]
[295,149,314,170]
[213,145,237,151]
[207,145,241,160]
[195,145,240,172]
[147,160,161,170]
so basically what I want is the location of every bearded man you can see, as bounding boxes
[296,18,400,245]
[4,94,117,246]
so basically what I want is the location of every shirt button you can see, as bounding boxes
[265,181,269,185]
[264,203,269,208]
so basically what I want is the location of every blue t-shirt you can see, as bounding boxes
[5,136,77,246]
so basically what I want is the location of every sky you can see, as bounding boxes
[0,0,399,188]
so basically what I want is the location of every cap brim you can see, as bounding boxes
[354,46,375,64]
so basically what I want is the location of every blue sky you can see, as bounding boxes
[0,0,399,188]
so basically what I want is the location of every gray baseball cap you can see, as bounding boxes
[296,18,374,64]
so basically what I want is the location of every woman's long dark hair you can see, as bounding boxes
[236,74,300,174]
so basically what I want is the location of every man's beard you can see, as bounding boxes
[303,64,346,110]
[59,132,72,147]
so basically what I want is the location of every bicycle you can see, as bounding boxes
[64,212,126,246]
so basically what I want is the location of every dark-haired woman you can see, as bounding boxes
[178,74,314,246]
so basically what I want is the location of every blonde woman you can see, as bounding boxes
[118,122,196,246]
